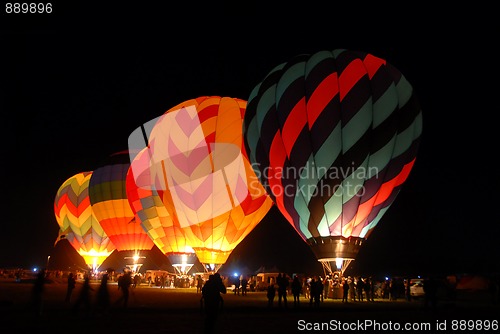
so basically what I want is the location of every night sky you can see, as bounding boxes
[2,3,498,278]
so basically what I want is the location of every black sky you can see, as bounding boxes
[2,3,499,278]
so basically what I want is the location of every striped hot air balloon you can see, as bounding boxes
[243,49,422,275]
[54,171,116,271]
[126,146,197,275]
[140,96,273,272]
[88,151,155,265]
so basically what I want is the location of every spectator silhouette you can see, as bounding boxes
[291,275,302,307]
[95,272,111,315]
[65,272,76,303]
[196,274,204,293]
[266,281,276,308]
[423,276,438,309]
[342,278,349,303]
[73,272,93,316]
[201,272,227,334]
[309,276,322,307]
[277,273,288,308]
[240,276,248,296]
[116,270,132,308]
[31,268,46,316]
[356,276,365,301]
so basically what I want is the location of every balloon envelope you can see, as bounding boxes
[243,49,422,273]
[54,171,116,269]
[126,146,197,274]
[88,151,155,253]
[143,96,273,271]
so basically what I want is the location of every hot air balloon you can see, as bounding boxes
[243,49,422,275]
[129,96,273,273]
[54,171,116,271]
[88,151,155,272]
[126,146,197,275]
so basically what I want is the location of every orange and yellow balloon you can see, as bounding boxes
[143,96,273,272]
[88,151,155,253]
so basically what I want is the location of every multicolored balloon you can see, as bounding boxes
[88,151,155,253]
[143,96,273,272]
[54,171,116,270]
[126,146,197,274]
[243,49,422,274]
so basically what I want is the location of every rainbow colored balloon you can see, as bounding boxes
[54,171,115,270]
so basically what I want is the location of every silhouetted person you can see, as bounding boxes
[65,272,76,303]
[267,282,276,308]
[240,276,248,296]
[201,273,226,334]
[277,273,288,308]
[117,270,132,308]
[309,276,322,307]
[196,274,204,293]
[404,278,412,301]
[342,278,349,303]
[95,272,110,315]
[291,276,301,307]
[73,273,93,316]
[363,277,371,302]
[423,276,438,309]
[31,268,46,316]
[356,276,365,301]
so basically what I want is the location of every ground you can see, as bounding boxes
[1,277,498,333]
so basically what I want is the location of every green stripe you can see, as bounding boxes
[276,62,305,108]
[305,50,332,78]
[373,82,398,128]
[90,180,126,203]
[367,135,396,178]
[342,98,372,152]
[314,123,342,179]
[395,74,413,107]
[359,205,390,238]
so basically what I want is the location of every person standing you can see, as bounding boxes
[201,273,227,334]
[291,275,302,307]
[73,272,93,316]
[266,281,276,308]
[95,272,111,315]
[342,277,350,303]
[277,273,288,308]
[117,270,132,308]
[196,274,204,293]
[65,272,76,303]
[31,268,46,316]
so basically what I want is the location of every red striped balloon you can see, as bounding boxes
[243,49,422,274]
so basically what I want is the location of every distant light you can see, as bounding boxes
[33,267,38,272]
[233,272,238,277]
[385,276,389,281]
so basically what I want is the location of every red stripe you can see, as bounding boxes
[339,59,366,101]
[269,131,294,224]
[282,97,307,155]
[362,54,386,79]
[307,72,339,128]
[374,159,415,206]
